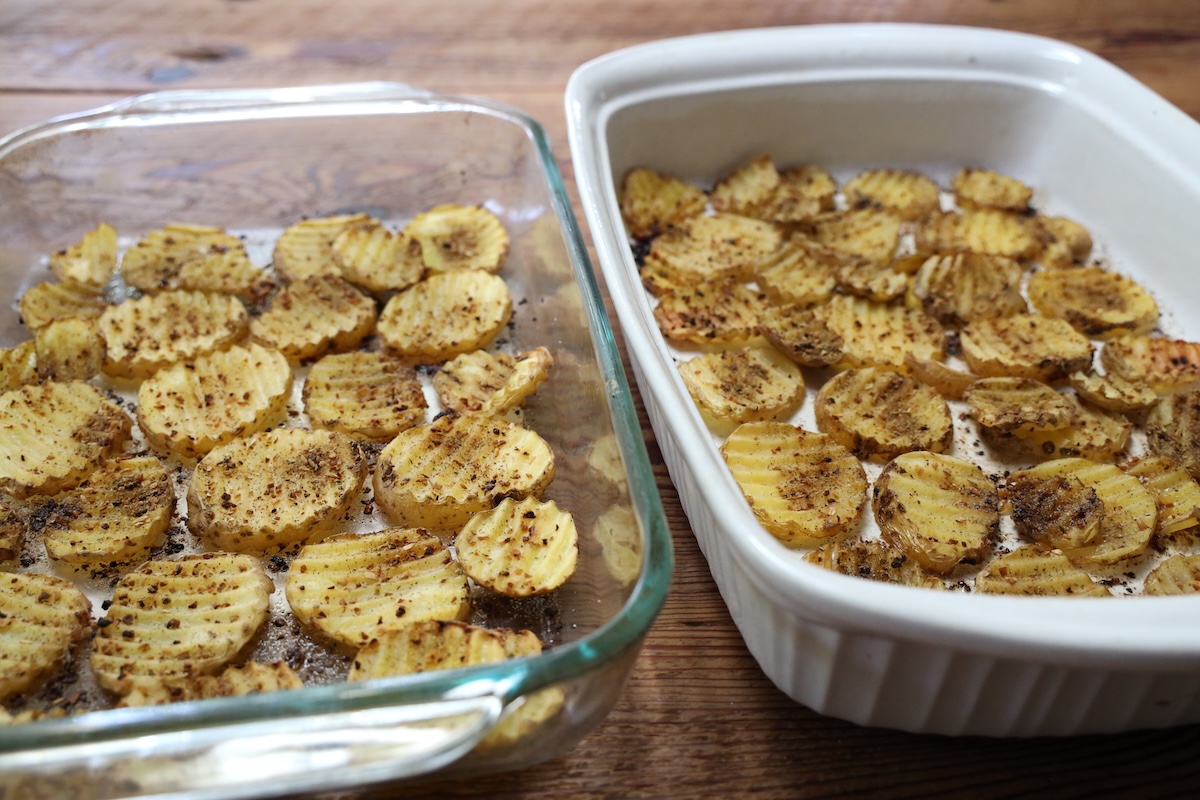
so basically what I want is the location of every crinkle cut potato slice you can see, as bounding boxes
[373,413,556,533]
[0,572,91,701]
[709,154,780,216]
[187,428,366,552]
[0,380,131,499]
[1122,455,1200,536]
[975,545,1111,596]
[249,273,376,362]
[916,208,1044,260]
[962,377,1076,437]
[1027,265,1159,339]
[50,221,118,288]
[759,303,844,368]
[618,166,707,239]
[1145,389,1200,481]
[640,213,783,295]
[1038,215,1094,268]
[286,528,469,650]
[1144,554,1200,595]
[960,312,1094,381]
[1068,369,1158,414]
[91,553,273,694]
[34,317,105,383]
[1101,335,1200,393]
[1006,470,1105,551]
[117,661,303,708]
[403,203,510,274]
[755,164,837,224]
[303,350,428,442]
[377,270,513,364]
[137,342,292,460]
[100,290,249,379]
[842,168,941,221]
[272,213,375,282]
[332,221,425,295]
[652,276,769,349]
[455,496,579,598]
[816,294,945,369]
[951,167,1034,212]
[432,347,553,417]
[807,206,903,266]
[120,223,245,291]
[0,341,38,393]
[872,451,1000,575]
[678,346,806,437]
[720,422,868,548]
[18,280,107,332]
[910,252,1027,326]
[814,367,952,461]
[753,237,842,307]
[804,538,946,589]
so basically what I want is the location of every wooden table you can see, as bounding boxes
[4,1,1200,797]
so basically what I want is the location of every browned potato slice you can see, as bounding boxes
[709,154,780,216]
[1068,369,1158,413]
[34,316,105,382]
[808,206,903,266]
[0,573,91,701]
[592,504,641,587]
[188,428,366,552]
[1143,554,1200,595]
[803,539,946,589]
[1145,389,1200,480]
[347,619,507,681]
[759,304,844,367]
[916,208,1043,260]
[332,222,425,295]
[951,168,1033,212]
[455,496,578,597]
[172,249,274,304]
[843,168,941,221]
[903,353,977,400]
[100,290,248,379]
[816,294,945,369]
[50,222,118,288]
[18,280,107,331]
[0,380,131,498]
[975,545,1110,596]
[374,414,555,533]
[960,313,1093,381]
[1101,336,1200,393]
[0,495,26,561]
[404,204,509,274]
[287,528,469,649]
[962,377,1076,436]
[37,455,173,566]
[835,258,909,303]
[1123,455,1200,536]
[910,252,1027,325]
[720,422,868,547]
[273,213,374,282]
[1027,266,1159,338]
[994,399,1131,462]
[640,213,783,296]
[652,276,768,349]
[1006,471,1104,550]
[754,164,838,224]
[137,342,292,460]
[618,167,707,239]
[815,367,952,461]
[753,237,844,306]
[117,661,304,707]
[678,346,806,437]
[1009,458,1156,566]
[0,341,38,393]
[303,350,427,441]
[377,270,512,364]
[873,451,999,575]
[121,224,245,291]
[91,553,273,693]
[1037,216,1093,269]
[250,274,375,362]
[433,347,553,417]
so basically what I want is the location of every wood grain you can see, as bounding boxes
[3,1,1200,797]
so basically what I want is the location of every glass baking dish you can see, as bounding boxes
[0,83,671,798]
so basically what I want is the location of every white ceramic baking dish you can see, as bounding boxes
[566,24,1200,736]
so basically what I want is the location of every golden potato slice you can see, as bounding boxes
[1123,455,1200,536]
[759,304,844,368]
[753,237,844,306]
[835,258,909,303]
[332,222,425,295]
[678,346,806,437]
[975,545,1110,597]
[960,313,1093,381]
[50,222,118,288]
[803,538,946,589]
[404,204,509,274]
[347,619,507,681]
[916,208,1043,260]
[174,248,274,304]
[0,572,91,701]
[374,414,556,533]
[1009,458,1156,566]
[34,316,105,382]
[286,528,469,649]
[951,168,1033,212]
[1037,215,1093,269]
[720,422,868,547]
[1067,369,1159,413]
[100,290,248,379]
[36,455,173,566]
[433,347,553,417]
[1027,266,1159,339]
[619,167,707,239]
[272,213,374,282]
[709,154,780,216]
[903,353,977,401]
[455,496,578,597]
[910,252,1027,325]
[117,661,303,707]
[1145,389,1200,480]
[873,451,1000,575]
[1100,336,1200,393]
[843,168,941,221]
[815,367,952,461]
[1144,554,1200,595]
[91,553,273,693]
[303,350,427,441]
[121,224,244,290]
[18,280,106,331]
[377,270,513,364]
[754,164,838,224]
[0,341,38,393]
[808,207,903,266]
[962,377,1076,436]
[816,294,945,369]
[640,213,783,296]
[0,380,131,498]
[250,274,376,362]
[1009,400,1132,462]
[136,342,292,460]
[1006,471,1104,550]
[592,503,641,587]
[188,428,366,552]
[652,276,768,349]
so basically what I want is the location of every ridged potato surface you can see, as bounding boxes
[974,545,1110,596]
[100,290,248,379]
[433,347,553,416]
[960,313,1093,381]
[303,350,427,441]
[618,167,707,239]
[0,572,91,700]
[1122,456,1200,535]
[1027,266,1159,338]
[34,317,105,383]
[911,252,1027,325]
[455,496,578,597]
[50,222,118,288]
[250,273,376,362]
[815,367,952,461]
[377,270,512,363]
[118,661,303,707]
[273,213,374,282]
[679,346,806,436]
[332,222,425,295]
[1101,336,1200,392]
[842,168,941,221]
[18,281,107,331]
